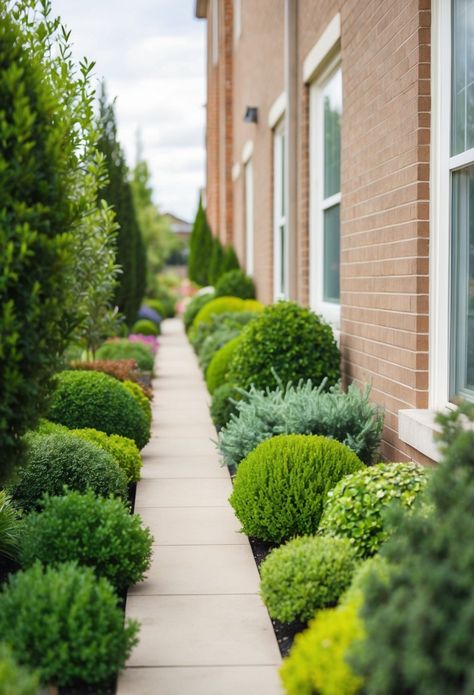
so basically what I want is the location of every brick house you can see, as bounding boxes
[195,0,473,465]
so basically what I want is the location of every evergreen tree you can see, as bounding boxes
[188,197,213,286]
[209,237,225,285]
[222,245,241,274]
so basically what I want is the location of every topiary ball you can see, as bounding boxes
[228,301,340,392]
[191,296,263,333]
[319,462,428,558]
[0,562,139,687]
[206,336,243,394]
[96,339,155,372]
[7,432,127,511]
[20,490,153,591]
[210,383,242,431]
[47,370,150,449]
[230,434,364,543]
[260,536,358,623]
[215,270,256,300]
[70,428,142,483]
[131,319,160,336]
[123,379,152,426]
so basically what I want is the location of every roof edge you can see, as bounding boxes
[195,0,208,18]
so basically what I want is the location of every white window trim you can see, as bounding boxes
[241,139,253,164]
[233,0,242,44]
[303,13,340,84]
[309,56,341,329]
[232,162,241,181]
[268,92,286,129]
[273,118,288,300]
[244,158,254,277]
[212,0,219,65]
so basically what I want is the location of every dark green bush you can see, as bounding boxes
[0,491,21,563]
[206,336,243,394]
[183,292,215,333]
[47,370,150,449]
[96,339,154,372]
[0,644,39,695]
[230,434,364,543]
[0,562,139,687]
[7,432,127,511]
[131,319,159,336]
[260,536,358,623]
[228,301,340,392]
[123,379,152,426]
[70,428,142,483]
[210,383,243,430]
[215,270,256,299]
[218,381,384,469]
[319,462,428,558]
[21,490,153,591]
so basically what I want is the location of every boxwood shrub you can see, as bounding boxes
[70,428,142,483]
[96,339,154,372]
[319,462,428,558]
[190,296,263,334]
[0,644,39,695]
[229,434,364,543]
[0,562,139,687]
[206,336,243,394]
[20,490,153,591]
[47,370,150,449]
[215,270,256,299]
[228,301,340,392]
[260,536,358,623]
[210,383,243,430]
[123,379,152,426]
[7,432,127,511]
[183,292,215,332]
[131,319,160,336]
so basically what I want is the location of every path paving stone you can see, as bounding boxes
[117,319,282,694]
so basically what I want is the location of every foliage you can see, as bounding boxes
[280,596,364,695]
[353,403,474,694]
[218,381,384,469]
[70,428,142,483]
[230,434,364,543]
[69,358,142,385]
[319,462,428,558]
[0,562,139,687]
[188,196,213,286]
[47,370,150,449]
[137,305,162,325]
[96,339,154,372]
[132,319,159,336]
[260,536,358,623]
[228,301,340,392]
[206,336,243,394]
[123,380,152,426]
[210,384,243,431]
[215,269,256,299]
[145,298,166,317]
[191,296,263,334]
[0,644,39,695]
[209,236,225,285]
[191,310,257,362]
[0,492,21,563]
[21,490,153,591]
[150,279,177,318]
[221,245,240,274]
[7,431,127,512]
[183,293,215,332]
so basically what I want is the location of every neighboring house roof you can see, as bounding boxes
[195,0,207,19]
[164,212,192,235]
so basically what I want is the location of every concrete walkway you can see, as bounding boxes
[117,319,282,695]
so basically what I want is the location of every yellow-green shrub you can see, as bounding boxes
[206,336,243,394]
[70,428,142,483]
[123,380,152,426]
[191,296,263,333]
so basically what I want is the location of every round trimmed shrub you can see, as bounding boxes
[0,644,39,695]
[280,596,364,695]
[206,336,243,394]
[20,490,153,591]
[260,536,358,623]
[319,462,428,558]
[70,428,142,483]
[47,370,150,449]
[123,379,152,426]
[183,292,215,332]
[132,319,159,336]
[96,339,154,372]
[210,383,242,430]
[145,298,166,317]
[215,270,256,299]
[0,562,139,687]
[228,301,340,392]
[191,296,263,332]
[8,432,127,511]
[230,434,364,543]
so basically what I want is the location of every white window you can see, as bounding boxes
[244,158,254,276]
[309,61,342,326]
[233,0,242,43]
[273,120,288,299]
[212,0,219,65]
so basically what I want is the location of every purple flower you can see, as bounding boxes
[138,306,162,324]
[129,334,159,354]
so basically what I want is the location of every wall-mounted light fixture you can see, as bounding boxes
[244,106,258,123]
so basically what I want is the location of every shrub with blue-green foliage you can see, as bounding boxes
[218,380,383,468]
[196,311,259,371]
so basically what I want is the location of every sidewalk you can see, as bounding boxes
[117,318,282,695]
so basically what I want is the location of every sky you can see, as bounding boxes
[56,0,206,222]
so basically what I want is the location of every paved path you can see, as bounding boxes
[117,318,282,695]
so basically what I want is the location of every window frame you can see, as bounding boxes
[233,0,242,44]
[244,157,254,277]
[273,118,288,300]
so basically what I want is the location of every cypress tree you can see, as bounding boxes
[188,197,213,286]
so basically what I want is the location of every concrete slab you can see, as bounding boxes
[137,506,246,545]
[139,458,228,479]
[134,477,233,508]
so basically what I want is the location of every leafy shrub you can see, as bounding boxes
[0,562,138,687]
[123,380,152,426]
[70,428,142,483]
[47,370,150,449]
[260,536,358,623]
[128,334,159,361]
[193,310,258,366]
[191,296,263,333]
[206,336,243,394]
[0,491,21,563]
[230,435,364,543]
[319,462,428,558]
[183,292,215,332]
[20,490,153,591]
[218,381,384,469]
[228,301,340,392]
[145,298,166,317]
[280,596,364,695]
[137,305,161,325]
[215,270,256,299]
[96,339,154,372]
[70,358,142,384]
[132,319,160,336]
[7,432,127,511]
[210,383,243,431]
[0,644,39,695]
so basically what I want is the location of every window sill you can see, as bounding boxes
[398,409,443,462]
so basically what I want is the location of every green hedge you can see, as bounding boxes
[206,336,243,394]
[96,339,154,372]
